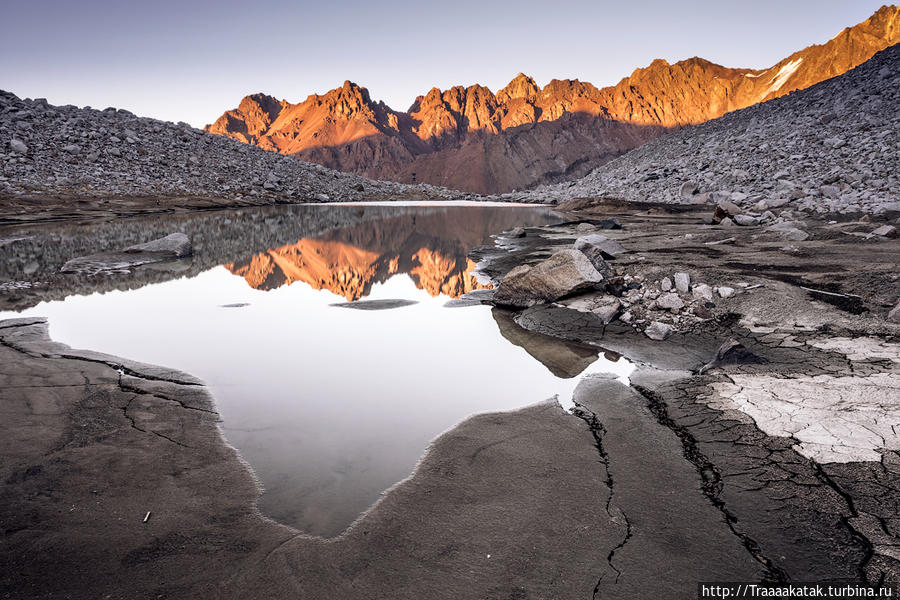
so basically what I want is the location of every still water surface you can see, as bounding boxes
[1,204,632,537]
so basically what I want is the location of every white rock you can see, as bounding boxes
[674,272,690,293]
[692,283,714,301]
[656,293,685,311]
[644,321,674,341]
[9,139,27,154]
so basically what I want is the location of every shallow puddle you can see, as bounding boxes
[0,203,634,537]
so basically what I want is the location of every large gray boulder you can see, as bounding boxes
[493,250,604,308]
[124,233,192,258]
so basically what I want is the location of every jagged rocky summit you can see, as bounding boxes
[527,43,900,217]
[207,6,899,194]
[0,92,463,211]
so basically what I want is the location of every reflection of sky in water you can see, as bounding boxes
[2,265,632,538]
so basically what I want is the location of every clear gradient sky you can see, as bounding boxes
[0,1,889,128]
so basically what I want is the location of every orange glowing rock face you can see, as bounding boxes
[205,6,899,194]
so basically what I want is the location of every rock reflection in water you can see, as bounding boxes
[0,203,637,538]
[223,206,540,300]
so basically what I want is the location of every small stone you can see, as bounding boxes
[124,232,192,257]
[576,223,594,233]
[693,305,713,319]
[315,193,330,202]
[823,137,846,149]
[674,272,690,294]
[9,139,27,154]
[644,321,674,341]
[656,293,685,311]
[679,181,697,199]
[785,228,810,242]
[717,287,736,298]
[574,234,626,262]
[734,214,758,226]
[508,227,526,238]
[872,225,897,238]
[720,217,735,226]
[819,185,841,198]
[62,144,81,155]
[692,283,714,301]
[661,277,672,291]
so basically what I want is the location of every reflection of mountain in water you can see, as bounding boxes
[224,207,554,300]
[0,204,563,310]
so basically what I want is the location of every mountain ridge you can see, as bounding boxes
[207,5,900,194]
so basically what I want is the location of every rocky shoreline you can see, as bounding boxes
[0,90,478,224]
[1,198,898,596]
[467,200,900,587]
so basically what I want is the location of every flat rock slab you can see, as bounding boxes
[60,233,192,274]
[573,375,767,596]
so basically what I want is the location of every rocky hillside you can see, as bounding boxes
[207,6,899,194]
[0,91,461,220]
[527,43,900,217]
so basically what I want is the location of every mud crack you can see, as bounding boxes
[632,384,790,582]
[571,403,633,592]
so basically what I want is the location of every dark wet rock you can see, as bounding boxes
[604,276,629,297]
[124,232,192,258]
[59,232,194,274]
[492,249,603,308]
[596,217,623,230]
[330,299,418,310]
[507,227,526,238]
[697,338,766,375]
[443,288,496,308]
[713,201,742,224]
[492,308,598,378]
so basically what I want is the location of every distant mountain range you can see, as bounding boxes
[207,5,899,194]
